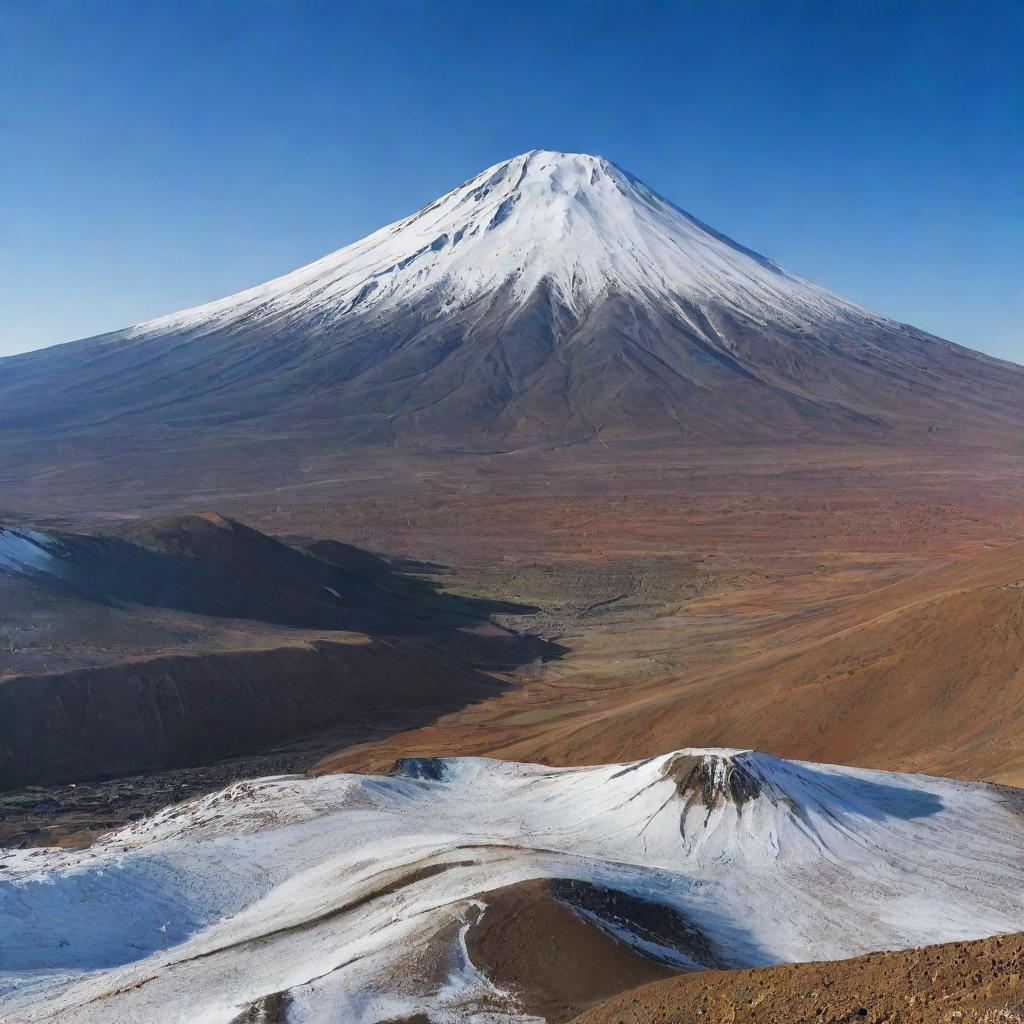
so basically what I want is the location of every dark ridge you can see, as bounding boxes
[466,163,510,203]
[228,991,290,1024]
[397,244,433,271]
[608,756,659,780]
[347,280,378,310]
[661,753,763,811]
[552,879,721,969]
[0,642,508,791]
[488,193,519,230]
[394,757,449,782]
[0,515,565,790]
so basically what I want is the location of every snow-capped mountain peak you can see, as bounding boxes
[128,150,862,341]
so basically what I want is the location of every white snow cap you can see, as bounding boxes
[129,150,872,341]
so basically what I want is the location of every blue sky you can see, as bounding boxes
[2,0,1021,361]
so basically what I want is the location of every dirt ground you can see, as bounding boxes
[570,931,1024,1024]
[8,442,1024,836]
[300,444,1024,787]
[465,879,678,1022]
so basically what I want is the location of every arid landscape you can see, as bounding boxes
[3,146,1024,1023]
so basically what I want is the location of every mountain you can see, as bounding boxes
[3,150,1023,455]
[4,749,1024,1022]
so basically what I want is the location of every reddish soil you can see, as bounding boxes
[466,880,678,1022]
[301,444,1024,788]
[570,931,1024,1024]
[9,443,1024,831]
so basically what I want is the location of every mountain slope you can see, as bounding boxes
[571,931,1024,1024]
[0,514,554,792]
[2,150,1023,453]
[3,749,1024,1022]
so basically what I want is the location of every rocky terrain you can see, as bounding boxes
[571,932,1024,1024]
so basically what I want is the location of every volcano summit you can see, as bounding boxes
[3,150,1023,452]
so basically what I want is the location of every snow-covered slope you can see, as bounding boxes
[3,750,1023,1023]
[128,150,868,341]
[0,529,61,578]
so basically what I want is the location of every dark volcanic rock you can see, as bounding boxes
[552,878,721,969]
[394,757,449,782]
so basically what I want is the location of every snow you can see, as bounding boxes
[2,749,1023,1023]
[127,151,880,345]
[0,529,58,577]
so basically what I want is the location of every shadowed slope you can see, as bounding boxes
[0,515,560,789]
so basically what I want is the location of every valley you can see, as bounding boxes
[6,442,1024,848]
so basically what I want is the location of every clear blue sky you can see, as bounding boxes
[2,0,1021,361]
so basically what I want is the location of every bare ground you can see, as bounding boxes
[465,879,678,1022]
[570,931,1024,1024]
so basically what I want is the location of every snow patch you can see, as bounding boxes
[0,528,58,578]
